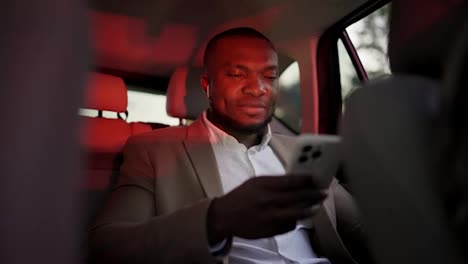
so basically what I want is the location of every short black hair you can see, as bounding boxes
[203,27,276,69]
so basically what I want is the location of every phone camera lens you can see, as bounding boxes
[311,150,322,159]
[302,145,313,153]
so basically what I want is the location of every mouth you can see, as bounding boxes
[237,104,267,115]
[237,103,267,108]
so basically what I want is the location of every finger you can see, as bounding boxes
[268,206,315,223]
[254,175,316,191]
[305,204,322,216]
[270,220,297,236]
[265,189,328,208]
[238,219,297,239]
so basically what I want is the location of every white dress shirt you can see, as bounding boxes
[202,113,330,264]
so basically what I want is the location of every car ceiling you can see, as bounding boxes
[90,0,369,78]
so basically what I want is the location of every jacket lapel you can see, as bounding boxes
[183,118,224,198]
[269,134,295,169]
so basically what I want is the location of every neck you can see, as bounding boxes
[207,111,265,148]
[226,130,262,149]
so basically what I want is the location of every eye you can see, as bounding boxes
[227,72,245,78]
[264,70,278,80]
[265,75,278,80]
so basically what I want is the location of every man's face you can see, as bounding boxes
[204,36,279,133]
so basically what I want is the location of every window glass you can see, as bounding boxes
[275,61,301,133]
[79,108,98,117]
[338,2,391,105]
[338,39,360,101]
[347,3,392,79]
[78,109,120,119]
[126,88,179,125]
[79,87,180,126]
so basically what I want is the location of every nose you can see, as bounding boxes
[243,75,267,97]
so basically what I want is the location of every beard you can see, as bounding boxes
[207,106,274,135]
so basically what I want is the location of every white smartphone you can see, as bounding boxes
[287,134,341,188]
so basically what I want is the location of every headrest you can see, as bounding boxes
[166,67,209,120]
[83,72,127,112]
[389,0,468,79]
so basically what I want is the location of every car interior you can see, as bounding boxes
[3,0,468,263]
[81,0,390,240]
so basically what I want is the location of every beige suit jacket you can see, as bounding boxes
[89,118,371,264]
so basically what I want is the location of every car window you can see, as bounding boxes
[338,39,360,102]
[275,61,301,133]
[79,86,180,126]
[126,88,179,125]
[339,2,392,101]
[78,109,121,119]
[347,3,391,78]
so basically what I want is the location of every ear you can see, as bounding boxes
[200,73,210,96]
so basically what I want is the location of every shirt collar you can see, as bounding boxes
[201,111,272,150]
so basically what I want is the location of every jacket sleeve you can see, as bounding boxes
[333,182,375,264]
[88,136,219,264]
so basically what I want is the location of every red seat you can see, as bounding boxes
[80,73,152,240]
[81,72,152,189]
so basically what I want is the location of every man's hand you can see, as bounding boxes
[206,175,328,245]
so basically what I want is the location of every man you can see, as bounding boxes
[89,27,371,264]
